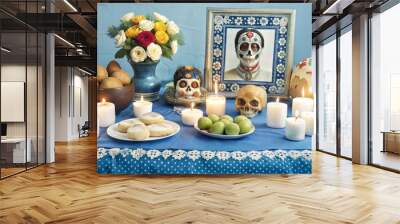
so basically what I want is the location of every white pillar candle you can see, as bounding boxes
[266,97,288,128]
[181,103,203,126]
[97,99,115,127]
[301,111,315,136]
[292,88,314,113]
[285,111,306,141]
[206,82,226,116]
[206,94,226,116]
[133,96,152,117]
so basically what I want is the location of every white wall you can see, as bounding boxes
[54,67,89,141]
[1,65,26,140]
[1,65,37,138]
[54,66,70,141]
[71,73,89,138]
[1,63,46,164]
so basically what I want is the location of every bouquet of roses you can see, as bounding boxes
[108,12,184,63]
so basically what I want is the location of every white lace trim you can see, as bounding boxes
[98,148,312,161]
[188,150,201,161]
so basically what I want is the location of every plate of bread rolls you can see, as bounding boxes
[107,112,180,141]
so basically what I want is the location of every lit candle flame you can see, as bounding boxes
[276,97,280,103]
[295,110,299,119]
[102,98,106,104]
[140,95,144,102]
[190,102,195,110]
[214,81,218,95]
[302,88,305,98]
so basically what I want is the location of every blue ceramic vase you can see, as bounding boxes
[130,60,160,101]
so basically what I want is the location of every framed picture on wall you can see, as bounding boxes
[205,8,296,97]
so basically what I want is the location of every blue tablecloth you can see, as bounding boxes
[98,98,311,151]
[97,97,312,175]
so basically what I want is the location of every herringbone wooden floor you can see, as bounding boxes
[1,135,400,224]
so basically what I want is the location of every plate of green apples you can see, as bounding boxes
[194,114,255,139]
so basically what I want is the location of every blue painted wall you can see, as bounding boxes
[97,3,311,82]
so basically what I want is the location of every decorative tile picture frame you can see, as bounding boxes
[205,8,296,97]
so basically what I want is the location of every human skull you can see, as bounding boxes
[235,85,267,118]
[235,28,264,68]
[174,66,202,98]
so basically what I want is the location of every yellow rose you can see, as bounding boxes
[131,15,146,24]
[125,26,141,38]
[154,21,167,32]
[155,31,169,45]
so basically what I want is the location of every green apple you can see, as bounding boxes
[197,117,212,130]
[225,123,240,135]
[220,118,232,126]
[234,115,248,124]
[238,120,253,134]
[209,121,225,135]
[220,115,233,122]
[208,114,220,123]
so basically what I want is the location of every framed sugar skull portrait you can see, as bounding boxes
[205,8,295,97]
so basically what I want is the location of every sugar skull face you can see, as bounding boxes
[174,66,202,98]
[176,75,201,98]
[235,85,267,118]
[235,29,264,67]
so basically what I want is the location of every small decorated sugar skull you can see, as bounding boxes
[174,66,202,99]
[235,85,267,118]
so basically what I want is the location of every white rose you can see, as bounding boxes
[146,43,162,61]
[166,21,179,36]
[139,19,154,31]
[130,46,147,63]
[120,12,134,22]
[114,30,126,48]
[170,40,178,55]
[153,12,168,23]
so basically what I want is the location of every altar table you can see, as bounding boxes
[97,97,312,174]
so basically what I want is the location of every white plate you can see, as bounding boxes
[194,123,255,139]
[107,119,180,142]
